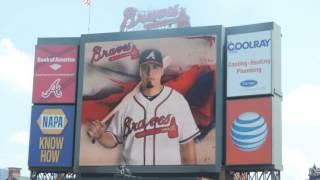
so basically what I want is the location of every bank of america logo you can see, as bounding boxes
[231,112,268,152]
[50,63,62,71]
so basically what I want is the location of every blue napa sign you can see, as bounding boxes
[28,105,75,168]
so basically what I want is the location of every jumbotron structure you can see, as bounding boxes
[28,21,282,180]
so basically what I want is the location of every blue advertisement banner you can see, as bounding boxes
[28,105,75,168]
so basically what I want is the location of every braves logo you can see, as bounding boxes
[124,114,178,138]
[41,78,63,98]
[120,5,190,31]
[145,51,156,60]
[90,43,139,63]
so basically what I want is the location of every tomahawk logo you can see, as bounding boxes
[146,51,155,60]
[41,78,63,98]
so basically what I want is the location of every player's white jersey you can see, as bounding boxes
[107,86,200,165]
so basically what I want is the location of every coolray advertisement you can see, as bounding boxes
[226,97,272,165]
[32,45,78,104]
[79,35,217,166]
[29,105,75,167]
[227,31,272,97]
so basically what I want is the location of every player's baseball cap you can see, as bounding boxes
[139,49,163,67]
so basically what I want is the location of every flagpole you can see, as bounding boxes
[88,1,91,33]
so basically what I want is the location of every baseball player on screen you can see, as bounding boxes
[88,49,200,165]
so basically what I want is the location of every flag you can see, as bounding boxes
[82,0,91,7]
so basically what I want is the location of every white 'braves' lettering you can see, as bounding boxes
[145,51,155,60]
[41,78,63,98]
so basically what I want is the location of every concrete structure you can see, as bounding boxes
[0,169,9,180]
[309,165,320,180]
[0,167,29,180]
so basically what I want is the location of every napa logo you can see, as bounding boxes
[37,109,68,135]
[240,80,258,87]
[231,112,268,152]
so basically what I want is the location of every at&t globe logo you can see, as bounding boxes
[231,112,268,152]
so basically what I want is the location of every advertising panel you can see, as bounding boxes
[32,45,78,104]
[226,97,272,165]
[28,105,75,168]
[78,35,217,167]
[227,31,272,97]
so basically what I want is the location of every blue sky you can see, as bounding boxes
[0,0,319,179]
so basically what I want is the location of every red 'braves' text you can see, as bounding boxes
[124,114,178,138]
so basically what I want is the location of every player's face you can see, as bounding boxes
[140,63,163,88]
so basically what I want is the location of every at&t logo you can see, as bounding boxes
[231,112,268,152]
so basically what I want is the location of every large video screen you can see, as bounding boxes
[78,34,217,167]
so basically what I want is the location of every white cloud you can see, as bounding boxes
[283,84,320,126]
[0,150,29,176]
[282,145,309,180]
[281,84,320,179]
[0,38,34,92]
[9,130,30,146]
